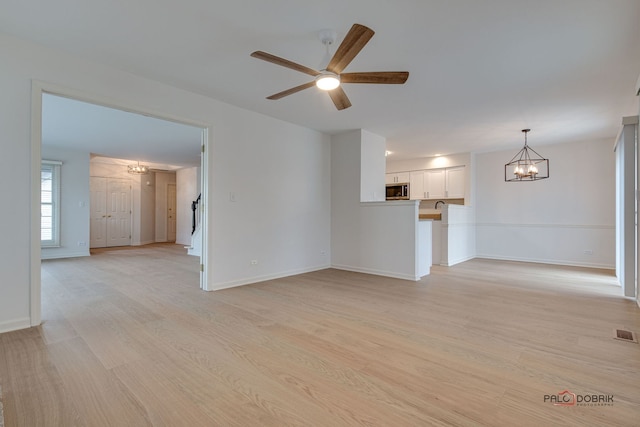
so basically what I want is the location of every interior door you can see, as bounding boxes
[167,183,177,242]
[106,179,132,247]
[90,177,107,248]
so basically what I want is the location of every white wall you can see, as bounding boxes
[440,204,476,266]
[476,138,615,269]
[360,130,386,202]
[176,167,199,246]
[331,130,425,280]
[0,32,332,332]
[40,146,90,259]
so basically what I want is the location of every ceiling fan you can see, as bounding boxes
[251,23,409,110]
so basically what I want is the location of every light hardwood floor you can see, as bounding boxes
[1,244,639,426]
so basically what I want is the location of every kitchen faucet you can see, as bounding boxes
[435,200,446,209]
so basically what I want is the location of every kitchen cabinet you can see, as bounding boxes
[425,169,446,199]
[386,172,410,184]
[445,166,465,198]
[408,166,465,200]
[409,171,425,199]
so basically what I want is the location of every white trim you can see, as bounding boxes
[30,82,43,327]
[200,127,210,291]
[475,254,615,270]
[439,255,475,267]
[0,317,31,334]
[209,265,331,291]
[30,80,213,328]
[331,264,420,281]
[41,250,90,260]
[476,222,614,230]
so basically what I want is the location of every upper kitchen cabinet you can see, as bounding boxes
[410,171,425,199]
[409,166,465,200]
[386,171,410,184]
[445,166,465,198]
[424,169,446,199]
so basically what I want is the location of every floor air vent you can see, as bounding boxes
[613,329,638,343]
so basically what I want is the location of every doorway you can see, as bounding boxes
[30,81,211,327]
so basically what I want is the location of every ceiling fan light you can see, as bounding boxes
[315,72,340,91]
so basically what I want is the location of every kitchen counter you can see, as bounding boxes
[419,213,441,220]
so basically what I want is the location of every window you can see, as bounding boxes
[41,160,61,247]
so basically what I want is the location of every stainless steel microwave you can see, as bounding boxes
[386,183,409,200]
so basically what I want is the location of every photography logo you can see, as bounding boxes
[544,390,614,407]
[545,390,577,406]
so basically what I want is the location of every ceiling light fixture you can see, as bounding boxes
[128,161,150,175]
[315,71,340,91]
[505,129,549,182]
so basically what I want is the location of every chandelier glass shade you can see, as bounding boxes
[505,129,549,182]
[128,161,150,175]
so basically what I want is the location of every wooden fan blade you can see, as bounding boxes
[340,71,409,84]
[251,51,320,77]
[326,24,375,74]
[266,81,316,100]
[328,86,352,110]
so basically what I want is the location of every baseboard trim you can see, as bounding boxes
[440,254,476,267]
[0,317,31,334]
[209,264,332,291]
[331,264,419,281]
[41,250,90,260]
[475,254,615,270]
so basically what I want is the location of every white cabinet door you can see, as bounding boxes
[445,166,465,198]
[424,169,445,199]
[386,172,411,184]
[396,172,410,183]
[410,171,425,200]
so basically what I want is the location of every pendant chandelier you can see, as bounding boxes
[505,129,549,182]
[127,161,150,175]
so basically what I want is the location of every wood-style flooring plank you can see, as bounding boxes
[46,336,153,426]
[0,328,84,427]
[0,244,638,426]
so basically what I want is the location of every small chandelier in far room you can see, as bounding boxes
[505,129,549,182]
[128,161,150,175]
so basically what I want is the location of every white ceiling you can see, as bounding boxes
[42,94,203,168]
[4,0,640,160]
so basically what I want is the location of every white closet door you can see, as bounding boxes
[106,179,132,247]
[90,177,107,248]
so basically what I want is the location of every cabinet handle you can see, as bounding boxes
[427,191,429,198]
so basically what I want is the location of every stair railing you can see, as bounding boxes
[191,193,201,235]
